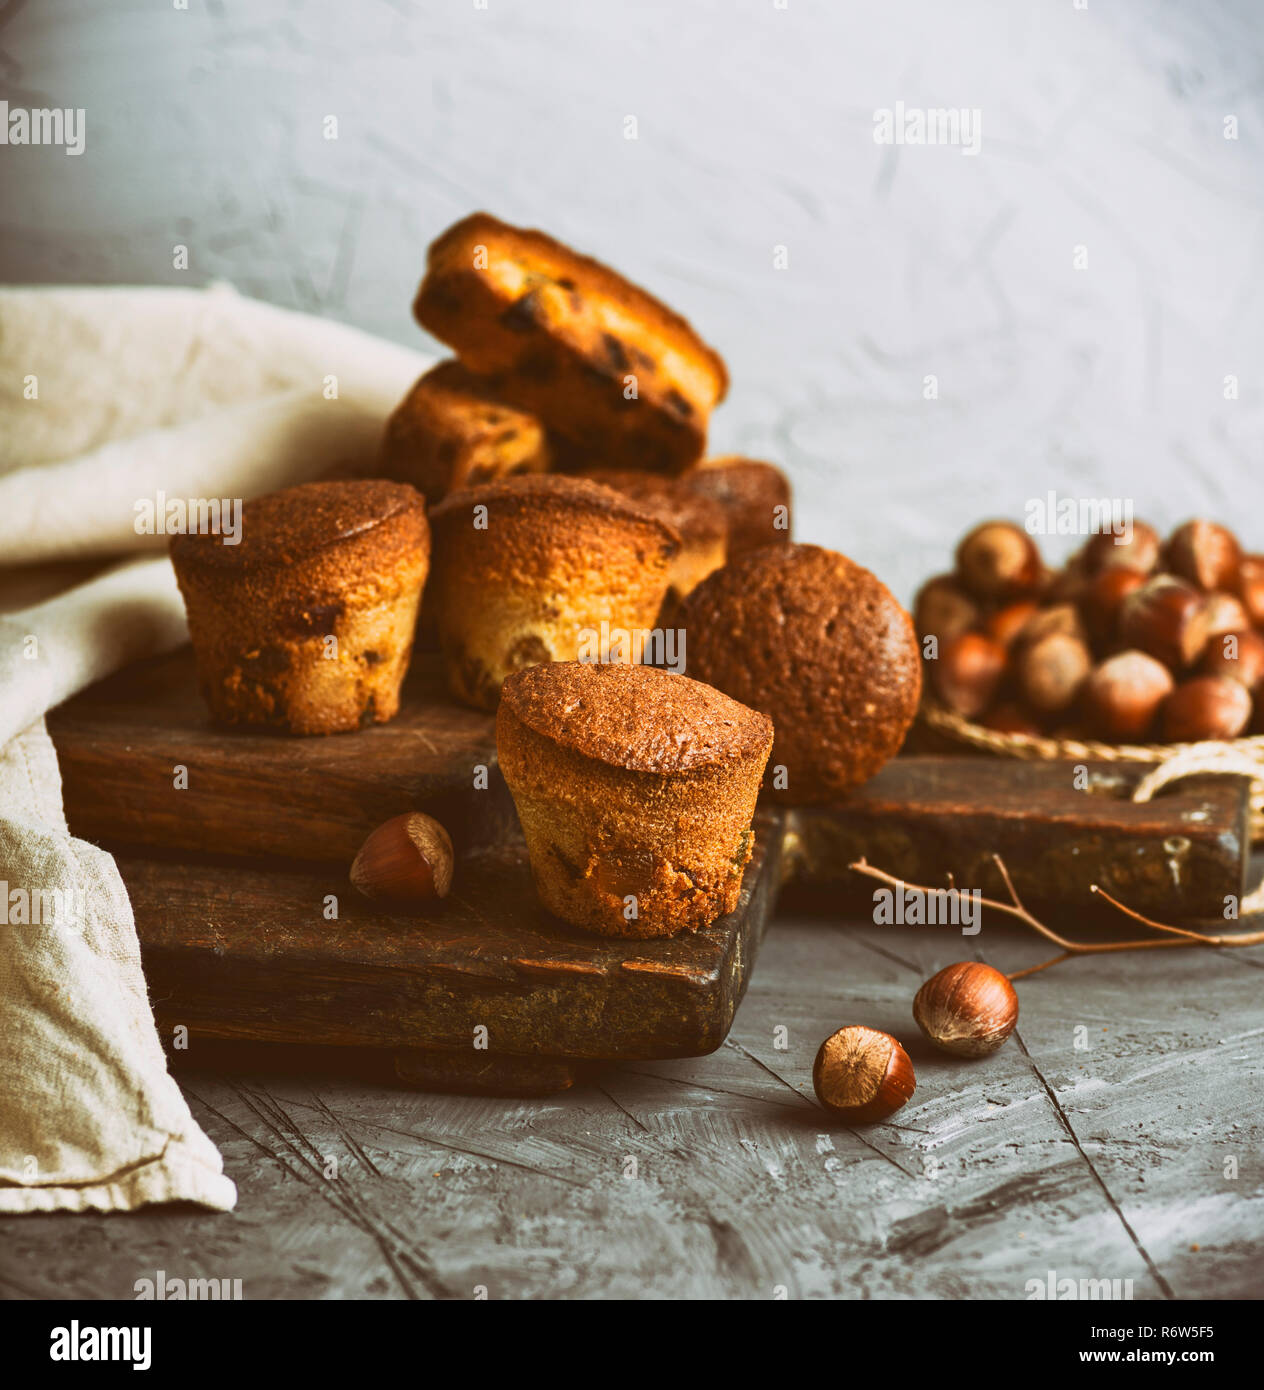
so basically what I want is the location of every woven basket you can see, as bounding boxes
[920,700,1264,843]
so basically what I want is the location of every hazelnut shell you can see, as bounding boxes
[1083,521,1161,577]
[913,961,1019,1058]
[1081,650,1174,742]
[932,633,1007,719]
[812,1026,915,1123]
[350,812,454,907]
[955,521,1042,600]
[1161,675,1252,743]
[1166,520,1242,593]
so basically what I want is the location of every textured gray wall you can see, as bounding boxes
[2,0,1262,600]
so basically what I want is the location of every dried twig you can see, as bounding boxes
[848,854,1264,980]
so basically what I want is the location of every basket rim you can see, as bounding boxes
[920,698,1264,765]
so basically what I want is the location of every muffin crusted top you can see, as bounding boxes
[429,473,680,549]
[500,661,773,775]
[580,468,726,548]
[171,479,428,574]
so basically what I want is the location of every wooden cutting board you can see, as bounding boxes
[46,649,1252,1091]
[50,648,1250,913]
[119,803,783,1095]
[50,648,497,864]
[47,650,783,1093]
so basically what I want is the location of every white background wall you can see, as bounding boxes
[2,0,1261,602]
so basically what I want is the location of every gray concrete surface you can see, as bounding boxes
[1,914,1260,1299]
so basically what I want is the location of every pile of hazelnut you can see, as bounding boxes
[916,519,1264,744]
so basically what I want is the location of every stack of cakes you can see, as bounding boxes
[170,214,921,939]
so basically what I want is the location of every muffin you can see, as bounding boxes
[678,544,921,802]
[427,475,680,711]
[497,662,773,937]
[379,359,550,504]
[413,213,728,474]
[170,479,429,735]
[581,467,727,598]
[682,456,792,555]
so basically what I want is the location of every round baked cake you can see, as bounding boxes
[413,212,728,474]
[379,358,550,504]
[677,543,920,801]
[581,466,727,597]
[682,456,792,556]
[497,661,773,937]
[170,479,429,735]
[427,474,680,711]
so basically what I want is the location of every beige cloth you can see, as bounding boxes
[0,283,432,1212]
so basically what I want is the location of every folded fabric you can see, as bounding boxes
[0,718,237,1213]
[0,282,429,564]
[0,283,432,1213]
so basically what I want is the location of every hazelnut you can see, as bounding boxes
[1203,592,1252,640]
[812,1026,915,1123]
[1081,650,1174,742]
[1201,629,1264,689]
[980,701,1045,737]
[1014,602,1087,649]
[984,600,1040,648]
[931,632,1007,719]
[1236,555,1264,629]
[1166,520,1242,592]
[1044,551,1090,606]
[350,812,454,907]
[955,521,1043,600]
[913,574,980,646]
[913,962,1019,1057]
[1119,576,1210,671]
[1161,675,1252,743]
[1083,520,1161,576]
[1080,567,1147,648]
[1015,631,1092,716]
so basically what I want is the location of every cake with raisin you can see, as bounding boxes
[682,456,792,556]
[379,359,550,504]
[170,479,429,735]
[426,474,679,710]
[413,213,728,474]
[581,467,726,598]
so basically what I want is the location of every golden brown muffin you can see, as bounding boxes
[427,474,680,711]
[497,662,773,937]
[581,467,726,597]
[682,456,792,555]
[413,213,728,474]
[379,359,551,503]
[678,544,921,802]
[170,480,429,735]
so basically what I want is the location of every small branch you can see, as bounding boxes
[1008,953,1071,982]
[1090,886,1264,946]
[848,856,1264,979]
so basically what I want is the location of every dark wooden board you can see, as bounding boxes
[43,649,1252,1094]
[49,648,498,863]
[160,1036,584,1098]
[48,647,783,1091]
[121,804,783,1077]
[50,648,1251,918]
[787,757,1249,917]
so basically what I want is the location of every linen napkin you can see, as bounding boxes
[0,282,431,1212]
